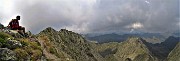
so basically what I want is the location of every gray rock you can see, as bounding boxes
[6,38,22,49]
[0,48,17,61]
[1,29,23,38]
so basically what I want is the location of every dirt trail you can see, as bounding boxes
[38,37,59,61]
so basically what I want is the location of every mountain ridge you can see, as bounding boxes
[0,27,179,61]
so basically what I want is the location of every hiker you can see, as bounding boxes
[7,15,25,33]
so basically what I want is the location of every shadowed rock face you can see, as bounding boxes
[167,42,180,61]
[0,48,17,61]
[143,36,180,60]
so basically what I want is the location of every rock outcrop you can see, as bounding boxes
[0,48,17,61]
[38,27,103,61]
[6,38,22,49]
[0,30,43,61]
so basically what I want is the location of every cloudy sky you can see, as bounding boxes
[0,0,179,34]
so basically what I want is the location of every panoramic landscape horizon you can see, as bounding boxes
[0,0,179,34]
[0,0,179,61]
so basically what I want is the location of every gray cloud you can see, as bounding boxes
[88,0,179,33]
[0,0,179,34]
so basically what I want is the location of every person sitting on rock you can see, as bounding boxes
[8,15,25,33]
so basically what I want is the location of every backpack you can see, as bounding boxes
[9,19,19,29]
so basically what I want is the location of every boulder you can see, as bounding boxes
[0,48,17,61]
[6,38,22,49]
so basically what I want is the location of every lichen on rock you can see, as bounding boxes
[0,48,17,61]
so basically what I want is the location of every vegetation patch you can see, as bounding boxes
[14,38,43,61]
[0,32,13,47]
[38,36,60,58]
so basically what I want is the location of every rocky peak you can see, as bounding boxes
[114,37,157,61]
[39,27,57,34]
[39,28,86,44]
[127,37,141,42]
[125,37,147,45]
[37,27,99,61]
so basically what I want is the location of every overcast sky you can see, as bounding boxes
[0,0,179,34]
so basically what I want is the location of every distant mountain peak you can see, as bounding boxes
[126,37,146,44]
[40,27,56,33]
[113,36,157,61]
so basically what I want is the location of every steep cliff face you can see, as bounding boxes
[167,42,180,61]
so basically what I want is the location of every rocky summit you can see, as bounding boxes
[92,37,158,61]
[0,27,179,61]
[38,27,102,61]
